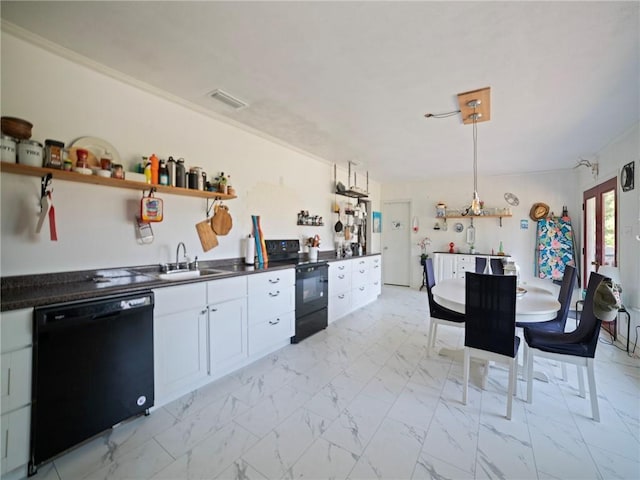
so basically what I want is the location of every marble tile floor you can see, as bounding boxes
[36,286,639,480]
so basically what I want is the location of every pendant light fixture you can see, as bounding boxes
[457,87,491,216]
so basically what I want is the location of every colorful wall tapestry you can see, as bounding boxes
[535,216,576,280]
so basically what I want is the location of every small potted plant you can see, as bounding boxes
[418,237,431,265]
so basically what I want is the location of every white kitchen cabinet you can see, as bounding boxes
[153,284,208,404]
[207,276,248,375]
[1,406,30,475]
[328,260,352,323]
[0,308,32,478]
[369,254,382,299]
[433,253,511,282]
[247,269,295,358]
[248,310,295,356]
[1,349,31,414]
[351,257,370,311]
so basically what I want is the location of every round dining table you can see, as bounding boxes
[431,277,561,382]
[431,277,561,325]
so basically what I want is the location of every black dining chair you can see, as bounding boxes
[475,257,505,275]
[462,272,519,419]
[523,272,606,422]
[523,265,577,334]
[424,258,465,357]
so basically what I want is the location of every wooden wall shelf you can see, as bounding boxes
[0,163,237,200]
[438,214,512,219]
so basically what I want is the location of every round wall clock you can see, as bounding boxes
[621,161,634,192]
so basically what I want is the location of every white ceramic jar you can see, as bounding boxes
[18,139,43,167]
[1,135,17,163]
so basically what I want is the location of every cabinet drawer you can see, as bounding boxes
[153,283,207,316]
[329,268,351,296]
[248,310,294,356]
[1,348,31,415]
[248,269,295,295]
[329,291,351,323]
[1,405,30,474]
[329,260,352,279]
[207,276,247,304]
[351,284,370,311]
[248,287,295,324]
[351,262,369,287]
[1,309,32,353]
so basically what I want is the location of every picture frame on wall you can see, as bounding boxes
[372,211,382,233]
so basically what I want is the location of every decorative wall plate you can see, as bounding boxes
[504,192,520,206]
[454,222,464,233]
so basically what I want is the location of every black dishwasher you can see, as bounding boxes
[29,292,154,475]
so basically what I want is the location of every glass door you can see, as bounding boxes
[583,177,617,287]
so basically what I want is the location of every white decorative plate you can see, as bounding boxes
[454,222,464,233]
[69,136,121,165]
[504,192,520,206]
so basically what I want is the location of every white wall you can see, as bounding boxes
[0,32,380,276]
[576,123,640,344]
[382,171,580,288]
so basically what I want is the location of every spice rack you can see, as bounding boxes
[0,163,237,200]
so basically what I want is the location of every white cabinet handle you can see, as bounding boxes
[338,274,345,279]
[374,265,380,269]
[269,291,280,297]
[359,286,365,291]
[269,318,280,326]
[210,307,217,312]
[338,294,345,299]
[200,309,208,315]
[338,265,345,270]
[268,278,280,284]
[359,260,365,264]
[359,269,366,274]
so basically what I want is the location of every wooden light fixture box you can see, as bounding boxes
[457,87,491,124]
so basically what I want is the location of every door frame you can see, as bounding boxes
[382,199,412,287]
[583,177,617,286]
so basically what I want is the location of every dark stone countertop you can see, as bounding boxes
[0,252,379,312]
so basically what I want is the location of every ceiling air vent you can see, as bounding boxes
[208,89,248,110]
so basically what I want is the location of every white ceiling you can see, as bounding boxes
[2,1,638,183]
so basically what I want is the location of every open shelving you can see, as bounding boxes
[0,163,238,200]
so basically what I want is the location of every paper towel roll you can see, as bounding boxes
[245,236,255,265]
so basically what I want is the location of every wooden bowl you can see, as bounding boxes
[1,117,33,140]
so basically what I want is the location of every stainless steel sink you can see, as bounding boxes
[198,268,229,277]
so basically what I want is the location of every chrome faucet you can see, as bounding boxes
[176,242,187,269]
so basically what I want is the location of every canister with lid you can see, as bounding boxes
[44,139,65,169]
[1,135,17,163]
[18,139,43,167]
[175,158,186,188]
[167,156,177,186]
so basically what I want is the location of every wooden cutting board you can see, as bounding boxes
[211,204,233,235]
[196,219,218,251]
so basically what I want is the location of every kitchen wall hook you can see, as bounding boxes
[142,187,157,198]
[40,173,53,211]
[206,198,216,217]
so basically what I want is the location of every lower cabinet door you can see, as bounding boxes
[351,284,370,311]
[209,298,247,373]
[154,307,208,402]
[248,311,294,356]
[1,406,30,475]
[329,291,351,323]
